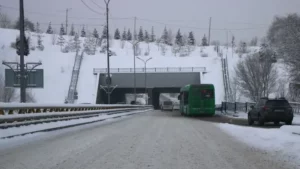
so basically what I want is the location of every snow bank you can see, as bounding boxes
[218,123,300,165]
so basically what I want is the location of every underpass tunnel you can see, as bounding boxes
[97,88,149,104]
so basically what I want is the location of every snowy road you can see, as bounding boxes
[0,111,297,169]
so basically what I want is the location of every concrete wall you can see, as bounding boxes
[99,72,201,88]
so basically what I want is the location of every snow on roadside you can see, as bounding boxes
[218,123,300,165]
[222,111,248,119]
[0,109,150,138]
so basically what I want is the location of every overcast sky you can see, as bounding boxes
[1,0,300,44]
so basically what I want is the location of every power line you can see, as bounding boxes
[90,0,105,10]
[137,17,268,31]
[0,4,269,31]
[0,4,65,18]
[80,0,104,15]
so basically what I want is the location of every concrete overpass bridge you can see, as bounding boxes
[94,67,207,109]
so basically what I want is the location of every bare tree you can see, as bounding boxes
[267,14,300,84]
[0,13,12,28]
[3,88,16,102]
[0,76,16,102]
[25,90,36,103]
[235,51,278,102]
[249,36,258,46]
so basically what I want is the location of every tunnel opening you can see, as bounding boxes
[96,87,180,109]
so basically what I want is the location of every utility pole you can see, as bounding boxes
[19,0,26,103]
[137,57,152,105]
[65,8,71,35]
[133,16,137,103]
[208,17,211,45]
[104,0,111,104]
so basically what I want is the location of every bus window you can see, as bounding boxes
[201,89,214,98]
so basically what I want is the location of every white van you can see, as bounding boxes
[160,101,173,111]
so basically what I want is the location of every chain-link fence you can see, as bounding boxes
[221,101,300,115]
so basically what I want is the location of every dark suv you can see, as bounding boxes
[248,97,293,126]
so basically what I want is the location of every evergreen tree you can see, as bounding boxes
[46,22,53,34]
[122,28,127,40]
[150,26,155,42]
[144,30,149,43]
[35,22,44,51]
[127,29,132,41]
[60,23,65,36]
[232,36,235,47]
[161,27,168,44]
[101,25,108,39]
[81,26,86,37]
[93,28,99,38]
[175,29,183,46]
[188,31,195,46]
[37,34,44,51]
[73,33,81,51]
[35,22,41,33]
[84,33,97,55]
[114,28,121,40]
[69,24,75,36]
[138,26,144,41]
[202,34,208,46]
[57,34,65,49]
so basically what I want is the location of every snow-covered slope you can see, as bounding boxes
[0,28,267,104]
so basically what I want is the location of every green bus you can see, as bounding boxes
[178,84,215,116]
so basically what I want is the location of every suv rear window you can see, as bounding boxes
[266,100,290,107]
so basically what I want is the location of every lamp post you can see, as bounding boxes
[137,57,152,104]
[129,41,140,103]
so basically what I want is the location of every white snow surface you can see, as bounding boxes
[0,109,150,138]
[218,123,300,166]
[223,111,248,119]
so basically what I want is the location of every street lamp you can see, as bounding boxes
[129,40,140,103]
[137,57,152,105]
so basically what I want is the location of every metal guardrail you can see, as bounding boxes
[93,67,206,74]
[0,103,152,115]
[221,101,300,115]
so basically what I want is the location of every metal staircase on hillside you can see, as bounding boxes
[65,50,84,103]
[221,52,232,102]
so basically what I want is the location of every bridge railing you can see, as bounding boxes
[93,67,206,74]
[0,103,152,115]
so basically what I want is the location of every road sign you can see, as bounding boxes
[5,69,44,88]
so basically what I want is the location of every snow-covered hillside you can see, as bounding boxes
[0,28,277,104]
